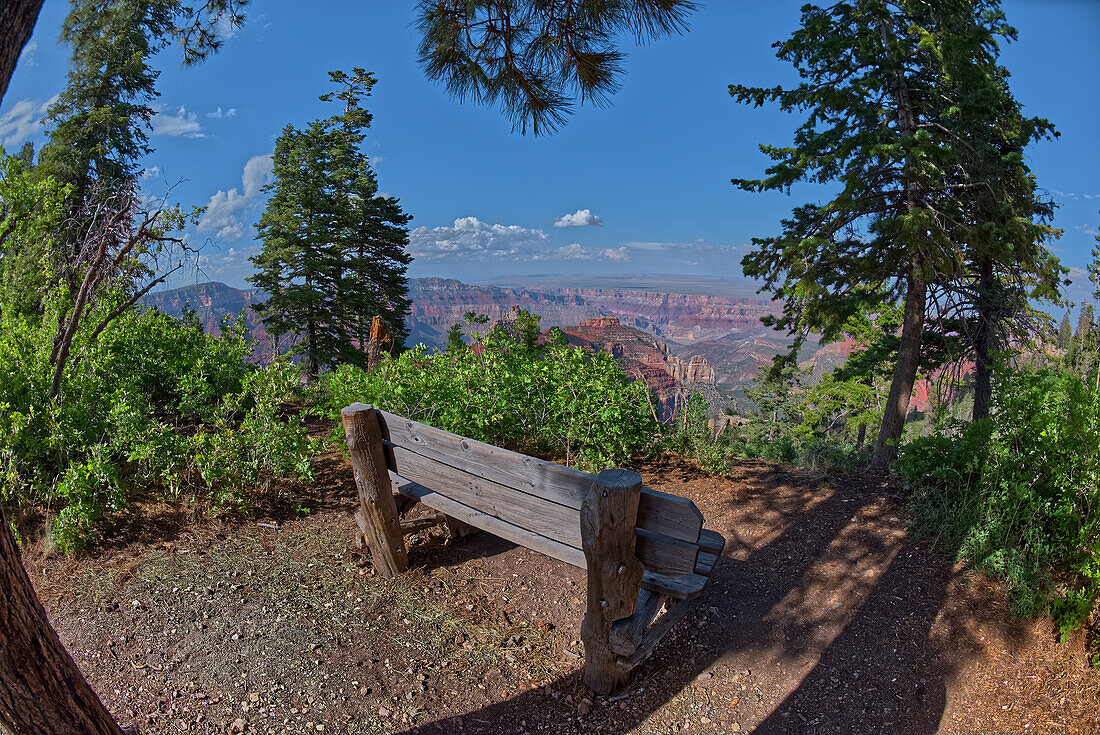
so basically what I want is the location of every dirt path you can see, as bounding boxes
[21,454,1100,734]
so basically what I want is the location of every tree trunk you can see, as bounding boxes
[0,505,126,735]
[870,256,926,470]
[972,257,995,421]
[0,0,44,103]
[870,7,927,472]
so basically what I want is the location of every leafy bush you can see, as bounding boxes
[897,367,1100,636]
[317,314,658,472]
[0,299,318,551]
[661,392,731,475]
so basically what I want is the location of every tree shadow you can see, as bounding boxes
[391,465,984,734]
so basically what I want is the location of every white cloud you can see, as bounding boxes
[603,246,632,262]
[206,107,238,119]
[197,188,249,240]
[196,244,261,276]
[215,14,241,39]
[195,153,274,242]
[1052,189,1100,202]
[140,165,161,180]
[242,153,273,197]
[18,41,36,66]
[554,208,603,228]
[0,97,51,147]
[552,243,595,260]
[410,217,550,261]
[152,106,205,138]
[533,243,633,262]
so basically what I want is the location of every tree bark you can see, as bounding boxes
[0,0,44,104]
[870,256,926,470]
[869,7,928,472]
[0,505,126,735]
[972,257,995,421]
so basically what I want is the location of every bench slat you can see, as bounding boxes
[699,529,725,556]
[694,551,718,576]
[389,449,701,577]
[392,473,709,601]
[391,444,584,547]
[392,475,587,568]
[378,410,704,544]
[641,572,708,600]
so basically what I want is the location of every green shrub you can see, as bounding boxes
[0,299,318,550]
[661,393,731,475]
[897,367,1100,636]
[317,315,659,472]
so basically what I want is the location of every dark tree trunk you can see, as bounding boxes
[855,422,867,449]
[972,257,995,421]
[0,0,44,103]
[0,505,126,735]
[870,256,926,470]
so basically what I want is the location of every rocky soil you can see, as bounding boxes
[20,453,1100,734]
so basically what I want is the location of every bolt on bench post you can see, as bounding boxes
[581,469,645,694]
[342,403,407,577]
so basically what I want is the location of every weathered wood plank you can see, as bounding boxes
[581,469,644,694]
[635,528,699,577]
[638,493,702,545]
[343,404,407,577]
[699,529,725,556]
[620,598,699,670]
[379,410,704,543]
[391,475,587,568]
[389,445,701,577]
[641,572,708,600]
[694,551,718,576]
[380,410,591,507]
[390,444,584,546]
[609,589,664,657]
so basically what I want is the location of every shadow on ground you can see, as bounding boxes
[393,462,984,734]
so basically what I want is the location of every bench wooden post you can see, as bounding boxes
[342,403,407,577]
[580,469,645,694]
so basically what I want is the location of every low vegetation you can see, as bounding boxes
[898,367,1100,651]
[317,312,659,472]
[0,300,317,552]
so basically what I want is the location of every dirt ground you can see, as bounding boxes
[19,451,1100,735]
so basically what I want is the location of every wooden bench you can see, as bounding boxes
[341,403,725,693]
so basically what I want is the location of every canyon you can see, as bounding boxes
[141,277,832,419]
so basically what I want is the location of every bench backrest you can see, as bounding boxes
[376,409,707,578]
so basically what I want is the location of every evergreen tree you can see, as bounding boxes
[730,0,1058,469]
[1059,312,1074,352]
[32,0,176,293]
[249,70,412,379]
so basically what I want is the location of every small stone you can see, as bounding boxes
[230,718,247,733]
[378,707,391,718]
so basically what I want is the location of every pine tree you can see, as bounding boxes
[1059,312,1075,352]
[249,70,412,379]
[730,0,1059,469]
[33,0,175,291]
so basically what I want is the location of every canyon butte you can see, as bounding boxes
[141,276,847,421]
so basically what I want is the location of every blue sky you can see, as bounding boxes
[2,1,1098,301]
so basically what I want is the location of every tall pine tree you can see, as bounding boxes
[249,69,412,378]
[731,0,1060,468]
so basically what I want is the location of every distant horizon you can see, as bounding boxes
[5,1,1096,310]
